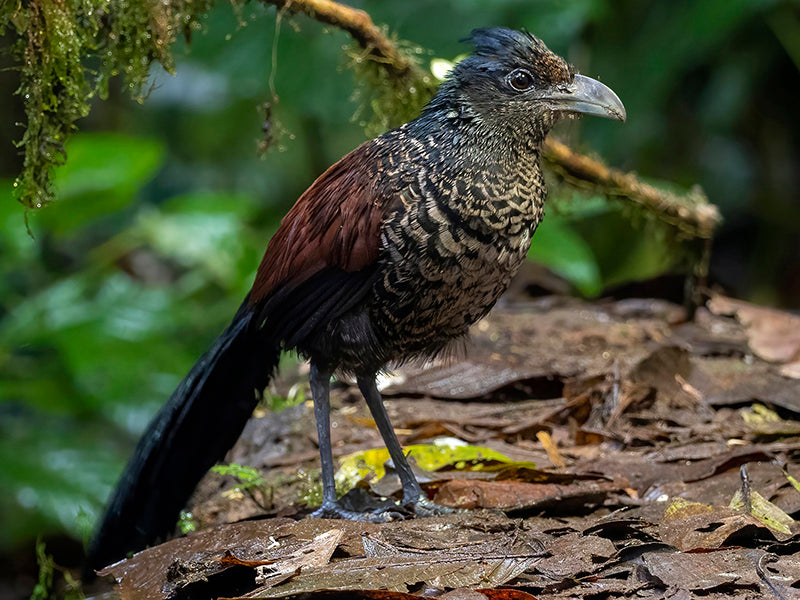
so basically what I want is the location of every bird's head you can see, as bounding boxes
[442,28,625,141]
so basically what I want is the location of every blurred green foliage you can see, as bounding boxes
[0,132,265,547]
[30,539,82,600]
[1,0,799,561]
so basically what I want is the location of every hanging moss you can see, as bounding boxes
[1,0,218,210]
[345,38,437,138]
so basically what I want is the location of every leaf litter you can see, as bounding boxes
[92,293,800,600]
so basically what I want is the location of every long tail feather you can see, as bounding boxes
[85,302,277,572]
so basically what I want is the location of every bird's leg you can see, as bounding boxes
[308,364,398,521]
[309,363,337,509]
[357,374,456,517]
[357,375,421,504]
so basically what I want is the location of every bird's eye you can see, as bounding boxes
[508,69,534,91]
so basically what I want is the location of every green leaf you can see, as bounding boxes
[335,443,535,494]
[0,410,121,548]
[0,179,36,266]
[178,511,197,534]
[729,489,797,535]
[54,133,164,197]
[35,133,165,234]
[561,199,686,290]
[0,272,200,416]
[160,191,259,218]
[135,205,258,290]
[529,216,603,296]
[211,463,266,489]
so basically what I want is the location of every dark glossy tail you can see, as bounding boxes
[85,302,277,573]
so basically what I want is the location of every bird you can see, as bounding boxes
[86,27,625,571]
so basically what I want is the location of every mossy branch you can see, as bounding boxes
[258,0,438,137]
[259,0,417,79]
[543,139,720,240]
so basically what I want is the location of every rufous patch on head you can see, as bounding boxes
[533,50,572,84]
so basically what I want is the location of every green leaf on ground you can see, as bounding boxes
[730,489,797,535]
[336,443,534,493]
[529,216,602,296]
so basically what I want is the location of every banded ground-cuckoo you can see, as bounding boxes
[87,27,625,571]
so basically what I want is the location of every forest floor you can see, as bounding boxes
[94,279,800,600]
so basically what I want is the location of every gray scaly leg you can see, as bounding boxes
[357,374,455,516]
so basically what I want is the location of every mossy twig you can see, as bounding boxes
[258,0,419,79]
[544,139,721,239]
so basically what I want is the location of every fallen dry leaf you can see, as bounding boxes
[244,554,538,598]
[659,498,776,551]
[247,590,425,600]
[433,479,624,512]
[708,295,800,364]
[442,590,539,600]
[641,547,763,592]
[255,529,343,586]
[729,489,799,537]
[779,360,800,379]
[533,532,616,579]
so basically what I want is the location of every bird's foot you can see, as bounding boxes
[309,501,405,523]
[406,496,460,517]
[308,489,459,522]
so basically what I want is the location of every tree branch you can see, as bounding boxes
[259,0,420,79]
[544,140,721,239]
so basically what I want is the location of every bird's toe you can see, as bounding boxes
[309,501,404,523]
[408,497,461,517]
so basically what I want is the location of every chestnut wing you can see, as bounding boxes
[250,140,388,304]
[247,141,396,349]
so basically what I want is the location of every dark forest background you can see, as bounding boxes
[1,0,798,576]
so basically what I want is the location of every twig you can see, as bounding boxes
[755,552,790,600]
[544,139,721,239]
[258,0,419,79]
[259,0,722,240]
[740,464,752,514]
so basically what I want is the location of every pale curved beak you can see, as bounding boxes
[543,74,626,122]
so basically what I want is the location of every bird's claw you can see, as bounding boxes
[308,495,459,522]
[406,496,461,517]
[309,501,405,523]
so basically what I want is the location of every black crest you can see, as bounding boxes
[462,27,573,84]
